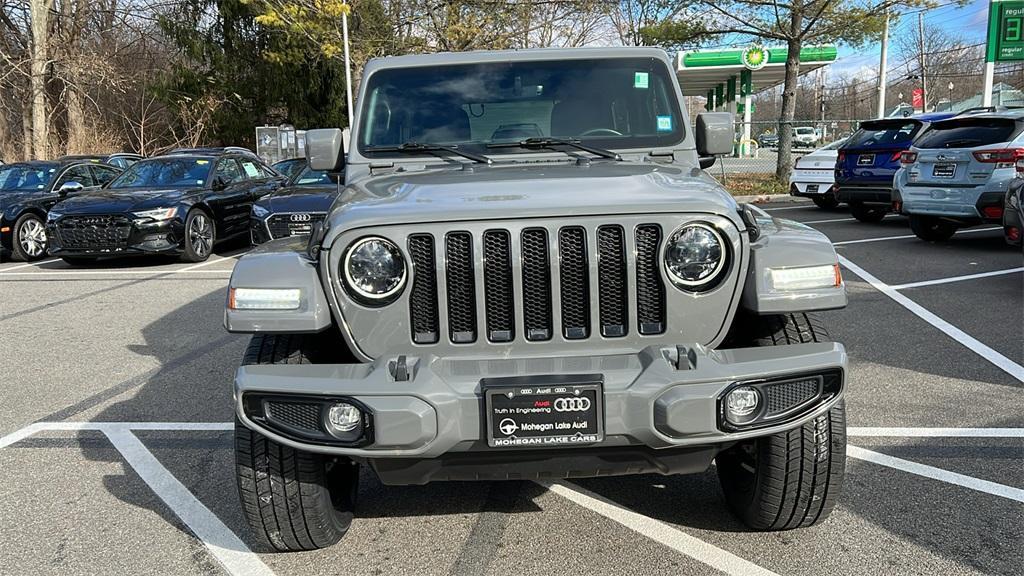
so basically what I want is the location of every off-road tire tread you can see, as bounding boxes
[235,334,354,552]
[718,312,846,531]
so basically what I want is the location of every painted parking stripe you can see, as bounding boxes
[540,480,780,576]
[839,255,1024,383]
[849,427,1024,438]
[834,227,1001,246]
[848,445,1024,504]
[889,267,1024,290]
[104,428,276,576]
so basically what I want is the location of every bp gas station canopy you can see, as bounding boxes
[674,45,838,107]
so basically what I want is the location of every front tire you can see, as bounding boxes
[849,202,887,223]
[235,334,359,551]
[181,209,214,262]
[716,313,847,530]
[909,214,957,242]
[812,195,839,209]
[12,213,48,261]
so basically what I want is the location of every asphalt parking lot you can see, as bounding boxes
[1,201,1021,576]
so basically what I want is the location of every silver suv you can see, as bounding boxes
[224,48,850,551]
[894,109,1024,241]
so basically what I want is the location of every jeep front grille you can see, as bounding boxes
[406,224,667,345]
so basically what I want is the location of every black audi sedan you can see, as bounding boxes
[46,151,285,264]
[250,165,339,245]
[0,159,122,261]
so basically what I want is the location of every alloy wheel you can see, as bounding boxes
[18,218,46,258]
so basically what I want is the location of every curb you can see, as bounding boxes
[733,194,810,205]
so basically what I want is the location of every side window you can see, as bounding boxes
[215,158,244,184]
[55,165,96,189]
[239,158,264,180]
[91,165,120,186]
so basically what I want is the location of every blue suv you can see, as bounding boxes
[835,112,955,222]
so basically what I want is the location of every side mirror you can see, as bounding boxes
[695,112,734,157]
[58,181,84,196]
[306,128,346,173]
[698,156,716,170]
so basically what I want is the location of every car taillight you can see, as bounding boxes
[899,151,917,164]
[973,148,1024,163]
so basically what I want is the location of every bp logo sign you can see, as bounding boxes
[742,47,769,70]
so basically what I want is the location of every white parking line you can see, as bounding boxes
[540,480,780,576]
[834,227,1001,246]
[839,255,1024,383]
[888,267,1024,290]
[848,446,1024,504]
[0,258,57,273]
[849,427,1024,438]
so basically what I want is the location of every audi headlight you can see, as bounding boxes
[343,236,406,304]
[132,207,177,221]
[664,223,727,291]
[251,204,270,218]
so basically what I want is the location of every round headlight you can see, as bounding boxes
[665,223,726,289]
[343,237,406,303]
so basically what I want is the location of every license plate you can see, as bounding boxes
[933,163,956,178]
[857,154,875,166]
[484,379,604,448]
[806,184,819,194]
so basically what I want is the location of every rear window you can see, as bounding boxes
[914,118,1021,149]
[845,121,920,148]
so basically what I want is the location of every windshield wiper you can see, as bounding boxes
[365,142,491,164]
[487,137,622,161]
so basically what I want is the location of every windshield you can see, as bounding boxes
[0,164,58,192]
[290,166,332,186]
[914,118,1021,149]
[108,157,213,189]
[358,57,685,157]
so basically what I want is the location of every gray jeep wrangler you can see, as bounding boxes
[225,47,849,551]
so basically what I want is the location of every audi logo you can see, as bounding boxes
[290,213,311,222]
[553,397,591,412]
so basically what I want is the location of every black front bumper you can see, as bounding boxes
[47,215,187,257]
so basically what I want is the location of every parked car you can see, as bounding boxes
[893,110,1024,241]
[789,138,847,208]
[793,127,819,148]
[835,112,955,223]
[46,151,285,264]
[250,166,338,244]
[271,157,308,181]
[0,159,122,261]
[224,47,850,552]
[757,132,779,148]
[1005,176,1023,250]
[59,153,144,169]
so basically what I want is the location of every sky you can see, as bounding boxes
[828,0,990,81]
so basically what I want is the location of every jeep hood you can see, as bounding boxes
[325,161,739,241]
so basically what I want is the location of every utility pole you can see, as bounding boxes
[877,10,889,118]
[917,11,928,112]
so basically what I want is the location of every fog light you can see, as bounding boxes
[725,387,760,425]
[327,403,362,433]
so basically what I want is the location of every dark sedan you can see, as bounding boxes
[46,152,285,264]
[250,166,338,244]
[0,159,122,261]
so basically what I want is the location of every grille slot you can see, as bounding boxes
[445,232,477,343]
[764,378,821,417]
[483,230,515,342]
[265,401,321,432]
[558,227,589,339]
[408,234,439,344]
[266,213,326,240]
[57,215,131,249]
[635,225,666,335]
[521,228,553,341]
[597,225,628,337]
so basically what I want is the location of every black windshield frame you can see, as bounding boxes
[356,57,686,159]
